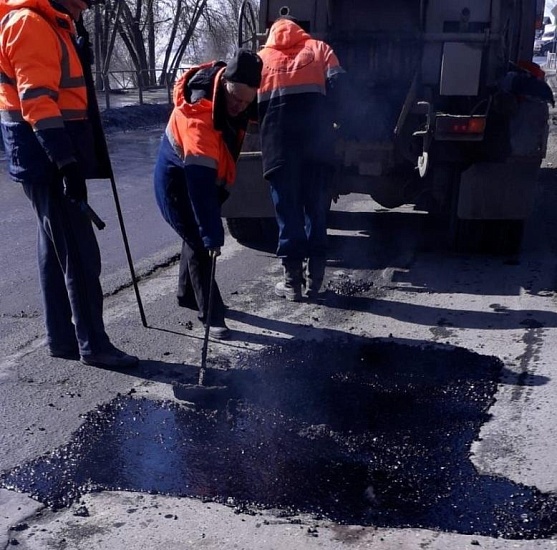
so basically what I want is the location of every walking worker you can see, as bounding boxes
[0,0,138,368]
[257,14,345,301]
[154,49,262,340]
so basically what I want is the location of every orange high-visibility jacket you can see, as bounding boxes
[166,63,245,188]
[0,0,93,178]
[257,18,345,175]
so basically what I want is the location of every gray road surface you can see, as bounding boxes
[0,127,175,320]
[1,121,557,549]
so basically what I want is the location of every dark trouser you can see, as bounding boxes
[21,172,110,356]
[267,158,330,260]
[153,135,226,324]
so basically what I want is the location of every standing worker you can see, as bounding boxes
[258,14,345,301]
[154,49,262,340]
[0,0,138,368]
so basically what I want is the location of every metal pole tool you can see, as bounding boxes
[76,16,147,327]
[200,251,217,375]
[173,252,231,407]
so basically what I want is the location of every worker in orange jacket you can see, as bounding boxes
[257,15,345,301]
[0,0,138,368]
[154,50,262,340]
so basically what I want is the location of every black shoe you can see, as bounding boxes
[202,320,231,340]
[208,325,230,340]
[275,281,302,301]
[81,347,139,369]
[49,348,80,360]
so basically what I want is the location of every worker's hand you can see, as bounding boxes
[208,248,221,258]
[60,162,87,203]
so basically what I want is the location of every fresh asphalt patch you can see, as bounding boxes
[2,338,557,539]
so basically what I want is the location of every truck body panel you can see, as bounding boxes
[223,0,551,252]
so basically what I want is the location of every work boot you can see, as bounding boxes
[80,344,139,369]
[49,346,80,361]
[304,257,326,298]
[203,320,231,340]
[275,259,303,302]
[200,301,230,339]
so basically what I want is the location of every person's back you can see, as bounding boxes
[257,17,344,176]
[257,16,345,302]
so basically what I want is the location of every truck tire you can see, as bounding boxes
[226,217,278,245]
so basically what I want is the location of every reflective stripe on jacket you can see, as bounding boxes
[166,63,244,188]
[257,18,345,175]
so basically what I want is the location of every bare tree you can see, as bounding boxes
[161,0,209,84]
[195,0,258,61]
[86,0,255,90]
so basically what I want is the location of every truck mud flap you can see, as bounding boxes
[457,161,541,220]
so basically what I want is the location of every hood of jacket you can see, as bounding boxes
[171,61,248,153]
[265,18,311,50]
[0,0,73,30]
[172,62,225,116]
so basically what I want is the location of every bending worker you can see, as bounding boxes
[154,49,262,340]
[0,0,138,368]
[258,15,345,301]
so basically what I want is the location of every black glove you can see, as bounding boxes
[60,162,87,203]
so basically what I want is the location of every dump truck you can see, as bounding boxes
[222,0,551,253]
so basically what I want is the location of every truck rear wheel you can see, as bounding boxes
[226,217,278,245]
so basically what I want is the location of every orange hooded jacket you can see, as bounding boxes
[0,0,87,129]
[0,0,93,179]
[257,18,345,175]
[166,63,244,188]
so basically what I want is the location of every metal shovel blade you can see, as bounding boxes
[172,382,230,409]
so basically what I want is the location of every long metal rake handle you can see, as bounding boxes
[199,251,217,382]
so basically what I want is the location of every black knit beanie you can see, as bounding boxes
[223,49,263,88]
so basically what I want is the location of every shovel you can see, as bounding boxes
[173,251,231,406]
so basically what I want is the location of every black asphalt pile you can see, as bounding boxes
[101,103,172,134]
[2,338,557,539]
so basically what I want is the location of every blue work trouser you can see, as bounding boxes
[21,173,110,356]
[153,134,226,324]
[267,158,331,261]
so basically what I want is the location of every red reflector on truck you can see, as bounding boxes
[468,118,487,133]
[435,116,486,135]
